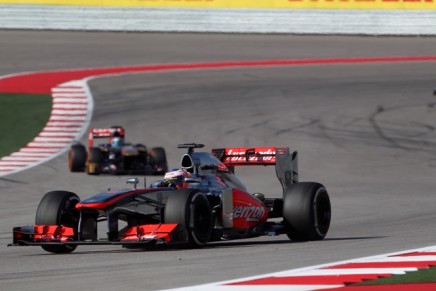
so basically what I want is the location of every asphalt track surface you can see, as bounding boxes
[0,30,436,290]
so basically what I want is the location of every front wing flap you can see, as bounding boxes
[9,223,188,248]
[12,225,75,245]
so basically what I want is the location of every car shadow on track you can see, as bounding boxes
[204,236,386,248]
[22,236,386,256]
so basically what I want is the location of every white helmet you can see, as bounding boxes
[164,169,192,181]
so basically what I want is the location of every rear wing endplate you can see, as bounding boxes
[212,147,298,193]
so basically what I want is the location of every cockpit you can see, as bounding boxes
[180,152,247,193]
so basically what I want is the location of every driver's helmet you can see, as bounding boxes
[164,168,192,188]
[110,132,124,148]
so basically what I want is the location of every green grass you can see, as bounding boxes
[0,93,51,157]
[354,267,436,286]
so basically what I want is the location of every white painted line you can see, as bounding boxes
[50,115,86,119]
[1,156,43,161]
[44,128,81,132]
[189,286,339,291]
[26,143,67,148]
[20,148,58,153]
[42,127,81,132]
[53,98,88,103]
[39,132,77,137]
[11,152,53,157]
[0,166,22,170]
[52,94,87,99]
[53,104,87,109]
[53,101,88,105]
[46,121,85,127]
[162,245,436,291]
[51,110,87,115]
[361,255,436,262]
[51,87,85,93]
[58,80,86,87]
[49,116,86,121]
[163,285,342,291]
[0,161,35,165]
[27,136,71,147]
[49,107,87,111]
[33,137,73,143]
[283,268,414,276]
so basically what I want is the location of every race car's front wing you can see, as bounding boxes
[9,223,186,248]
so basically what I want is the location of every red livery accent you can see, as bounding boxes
[122,224,178,243]
[33,225,75,242]
[226,273,392,285]
[12,225,75,243]
[212,147,288,166]
[325,261,436,269]
[88,127,125,148]
[391,251,436,257]
[232,189,268,229]
[326,283,436,291]
[1,57,436,95]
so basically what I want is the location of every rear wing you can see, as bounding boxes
[88,127,125,148]
[212,146,299,192]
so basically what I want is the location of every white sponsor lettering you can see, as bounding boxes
[233,205,265,222]
[226,148,276,163]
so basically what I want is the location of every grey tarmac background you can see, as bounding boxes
[0,30,436,290]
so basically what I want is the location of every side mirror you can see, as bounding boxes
[126,178,139,189]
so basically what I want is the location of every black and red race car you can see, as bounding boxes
[10,143,331,254]
[68,126,168,175]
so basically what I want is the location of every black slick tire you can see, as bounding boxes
[35,191,80,253]
[150,147,168,174]
[283,182,331,241]
[68,144,87,172]
[164,189,212,247]
[86,147,103,175]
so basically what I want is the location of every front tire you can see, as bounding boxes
[283,182,331,241]
[35,191,80,253]
[164,189,212,247]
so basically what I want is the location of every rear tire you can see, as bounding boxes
[164,189,212,247]
[150,147,168,174]
[86,147,103,175]
[68,144,87,172]
[35,191,80,253]
[283,182,331,241]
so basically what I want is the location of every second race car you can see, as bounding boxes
[68,126,168,175]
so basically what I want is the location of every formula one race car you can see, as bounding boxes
[68,126,168,175]
[10,143,331,254]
